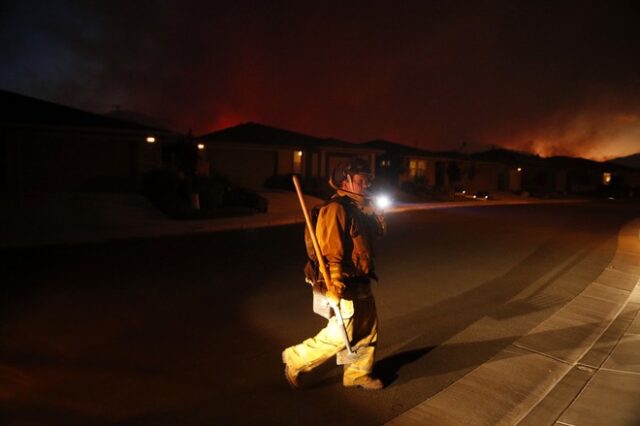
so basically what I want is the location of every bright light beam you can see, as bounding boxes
[374,194,392,209]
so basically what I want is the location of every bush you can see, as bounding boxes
[400,179,432,196]
[264,173,295,191]
[265,173,330,199]
[225,187,268,213]
[143,169,190,215]
[192,174,228,209]
[143,169,268,219]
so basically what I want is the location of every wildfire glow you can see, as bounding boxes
[498,111,640,161]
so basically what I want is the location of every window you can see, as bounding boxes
[293,150,303,174]
[409,159,426,177]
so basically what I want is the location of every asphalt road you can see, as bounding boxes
[1,202,638,425]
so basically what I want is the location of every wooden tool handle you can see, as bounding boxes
[292,175,332,290]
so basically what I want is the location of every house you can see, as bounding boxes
[471,148,548,193]
[547,156,640,196]
[471,148,640,197]
[365,140,511,193]
[364,140,439,187]
[0,89,173,192]
[196,123,383,188]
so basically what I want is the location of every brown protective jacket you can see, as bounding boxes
[315,189,385,298]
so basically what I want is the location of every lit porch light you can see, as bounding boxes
[146,136,156,143]
[297,150,303,157]
[197,143,205,150]
[603,172,612,185]
[517,167,522,172]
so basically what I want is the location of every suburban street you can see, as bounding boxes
[1,202,638,425]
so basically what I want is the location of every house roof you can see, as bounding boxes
[364,140,433,157]
[607,153,640,170]
[546,155,631,171]
[470,148,544,166]
[0,89,168,133]
[470,148,633,171]
[198,122,380,152]
[364,139,473,161]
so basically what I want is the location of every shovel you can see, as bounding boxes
[292,175,364,365]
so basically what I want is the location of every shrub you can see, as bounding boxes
[264,174,329,199]
[144,169,268,219]
[143,169,189,215]
[225,187,268,213]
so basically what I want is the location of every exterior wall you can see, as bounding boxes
[311,153,319,177]
[509,169,523,191]
[201,144,379,188]
[564,168,597,193]
[264,148,312,177]
[399,156,432,185]
[208,147,276,188]
[626,170,640,187]
[276,150,292,175]
[435,161,449,187]
[426,159,436,186]
[459,162,502,192]
[396,157,507,192]
[555,170,567,193]
[368,153,376,177]
[326,153,352,178]
[1,127,162,192]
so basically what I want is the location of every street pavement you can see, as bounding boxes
[387,216,640,426]
[1,191,639,425]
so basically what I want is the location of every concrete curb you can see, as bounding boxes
[386,218,640,426]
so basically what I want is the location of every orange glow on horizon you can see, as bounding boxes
[206,111,246,134]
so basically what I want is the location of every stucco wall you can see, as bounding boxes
[208,147,276,188]
[2,128,162,192]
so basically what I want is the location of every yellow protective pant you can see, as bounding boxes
[283,295,378,385]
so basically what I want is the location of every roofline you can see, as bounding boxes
[0,122,178,138]
[196,138,384,154]
[0,89,172,133]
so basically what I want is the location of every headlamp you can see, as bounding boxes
[373,194,392,209]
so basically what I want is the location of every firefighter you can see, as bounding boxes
[282,157,386,390]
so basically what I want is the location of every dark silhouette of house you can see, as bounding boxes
[0,90,174,192]
[365,140,515,193]
[197,122,382,188]
[472,148,640,196]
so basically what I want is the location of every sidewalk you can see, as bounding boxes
[386,218,640,426]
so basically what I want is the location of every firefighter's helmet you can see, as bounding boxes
[330,157,373,187]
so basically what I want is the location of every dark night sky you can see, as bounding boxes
[2,0,639,160]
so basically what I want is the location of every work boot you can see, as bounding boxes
[282,351,300,389]
[344,375,384,390]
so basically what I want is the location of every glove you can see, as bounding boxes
[326,280,346,305]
